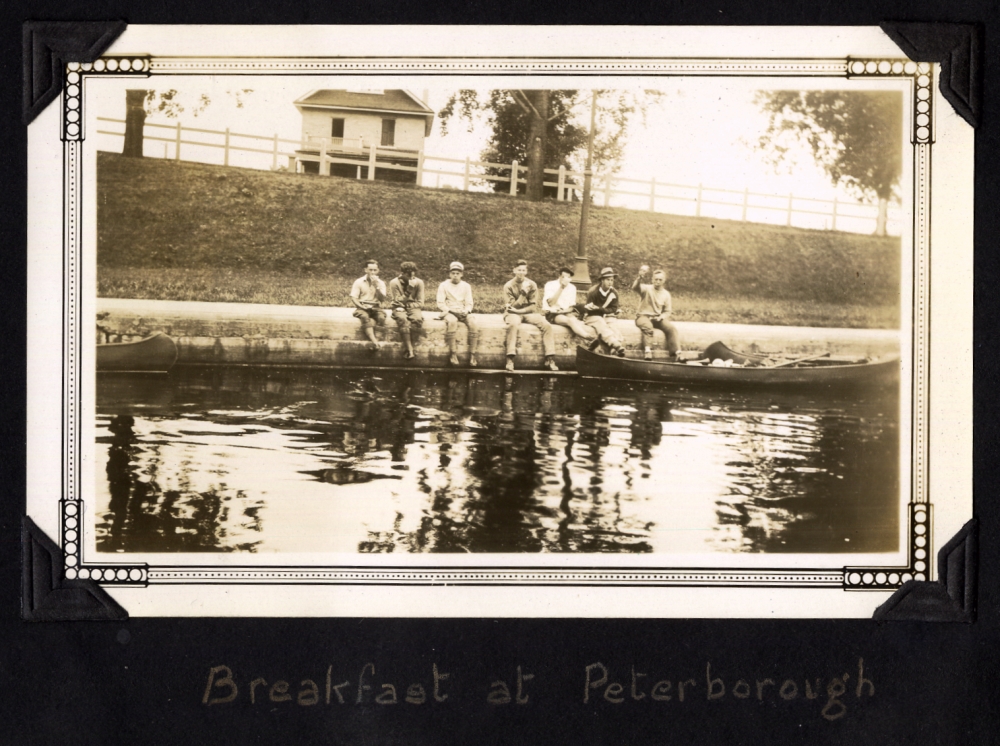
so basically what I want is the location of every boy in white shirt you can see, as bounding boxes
[349,259,387,352]
[436,261,479,366]
[542,267,597,342]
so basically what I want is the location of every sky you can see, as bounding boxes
[90,76,906,235]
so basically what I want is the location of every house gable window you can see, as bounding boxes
[381,119,396,147]
[331,118,345,139]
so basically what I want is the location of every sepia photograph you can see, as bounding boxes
[24,26,973,616]
[91,79,906,558]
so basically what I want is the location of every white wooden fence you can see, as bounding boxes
[97,118,900,236]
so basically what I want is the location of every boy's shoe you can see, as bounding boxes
[615,347,627,358]
[644,349,653,361]
[505,358,515,372]
[449,353,460,366]
[469,355,478,368]
[546,357,559,371]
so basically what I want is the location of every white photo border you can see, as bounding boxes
[56,54,936,595]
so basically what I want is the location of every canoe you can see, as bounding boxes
[576,345,899,389]
[97,332,177,373]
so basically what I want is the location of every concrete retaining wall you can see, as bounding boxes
[97,298,900,370]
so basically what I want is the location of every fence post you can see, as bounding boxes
[695,184,703,217]
[319,138,329,176]
[741,187,749,221]
[786,193,794,227]
[510,160,519,196]
[223,128,230,166]
[831,196,838,231]
[416,151,425,186]
[272,134,279,170]
[557,165,566,201]
[175,121,182,161]
[649,177,657,212]
[463,156,471,191]
[368,144,377,181]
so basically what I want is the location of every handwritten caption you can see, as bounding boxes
[203,657,875,721]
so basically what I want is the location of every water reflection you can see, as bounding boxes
[95,367,899,555]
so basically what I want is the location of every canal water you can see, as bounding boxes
[95,366,900,555]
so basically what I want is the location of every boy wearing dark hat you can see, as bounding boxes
[389,261,425,360]
[503,260,558,371]
[436,261,479,366]
[581,267,627,357]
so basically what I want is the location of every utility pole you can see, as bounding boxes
[571,91,598,291]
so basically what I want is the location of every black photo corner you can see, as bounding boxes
[3,1,998,744]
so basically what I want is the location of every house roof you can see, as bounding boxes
[294,89,435,137]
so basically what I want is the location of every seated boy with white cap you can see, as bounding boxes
[436,261,479,367]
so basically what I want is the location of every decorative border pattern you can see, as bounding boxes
[62,56,932,591]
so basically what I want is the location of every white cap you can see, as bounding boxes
[449,261,464,271]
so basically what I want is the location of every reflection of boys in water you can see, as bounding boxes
[628,392,673,461]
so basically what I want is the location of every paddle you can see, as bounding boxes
[770,351,831,368]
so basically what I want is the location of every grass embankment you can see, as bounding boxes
[97,152,901,328]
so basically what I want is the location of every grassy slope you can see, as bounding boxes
[97,153,901,326]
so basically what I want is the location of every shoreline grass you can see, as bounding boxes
[98,267,899,329]
[97,152,901,329]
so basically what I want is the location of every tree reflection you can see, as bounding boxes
[97,413,262,553]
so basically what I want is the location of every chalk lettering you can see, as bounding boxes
[298,680,319,706]
[856,658,874,698]
[203,665,238,706]
[328,680,349,704]
[516,666,533,705]
[706,664,725,700]
[357,663,375,704]
[488,681,512,705]
[650,680,672,701]
[804,679,820,700]
[779,680,798,700]
[325,665,331,704]
[756,678,775,701]
[584,663,608,703]
[604,682,624,704]
[433,663,450,703]
[375,683,398,705]
[405,684,426,705]
[631,667,647,701]
[249,677,267,704]
[677,679,696,702]
[822,676,848,721]
[269,681,291,703]
[733,680,751,699]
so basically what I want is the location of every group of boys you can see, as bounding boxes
[350,258,679,369]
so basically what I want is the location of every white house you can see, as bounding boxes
[292,89,435,183]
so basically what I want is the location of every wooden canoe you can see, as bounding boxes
[97,332,178,373]
[576,345,899,388]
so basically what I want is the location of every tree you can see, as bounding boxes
[755,91,903,236]
[439,89,661,201]
[144,88,254,118]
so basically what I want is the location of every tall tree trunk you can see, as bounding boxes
[874,196,888,237]
[525,91,549,201]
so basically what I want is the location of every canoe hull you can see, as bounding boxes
[576,346,899,388]
[97,332,178,373]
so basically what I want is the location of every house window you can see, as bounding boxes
[331,118,345,139]
[380,119,396,147]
